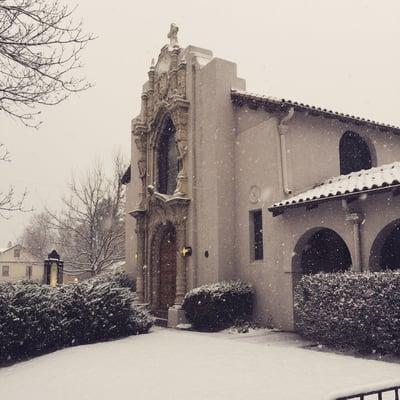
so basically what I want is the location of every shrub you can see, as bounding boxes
[182,281,254,331]
[0,275,152,365]
[90,267,136,291]
[295,271,400,354]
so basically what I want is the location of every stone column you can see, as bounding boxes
[175,222,187,305]
[346,212,364,272]
[133,127,147,207]
[134,213,146,303]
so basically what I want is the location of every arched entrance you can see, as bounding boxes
[291,228,352,329]
[370,219,400,271]
[150,223,177,311]
[293,228,352,275]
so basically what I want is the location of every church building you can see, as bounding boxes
[124,25,400,329]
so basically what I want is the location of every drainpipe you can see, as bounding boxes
[278,107,295,196]
[191,60,199,288]
[343,202,364,272]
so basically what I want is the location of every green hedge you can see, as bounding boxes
[0,272,152,365]
[182,281,254,331]
[295,272,400,354]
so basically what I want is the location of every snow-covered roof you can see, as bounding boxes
[231,89,400,135]
[0,244,21,254]
[269,161,400,215]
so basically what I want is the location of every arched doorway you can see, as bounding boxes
[294,228,352,274]
[370,219,400,271]
[150,223,177,311]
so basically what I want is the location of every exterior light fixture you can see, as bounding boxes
[180,246,192,257]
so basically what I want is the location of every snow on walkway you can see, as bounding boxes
[1,327,400,400]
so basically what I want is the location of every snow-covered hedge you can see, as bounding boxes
[295,272,400,354]
[182,281,254,331]
[92,267,135,291]
[0,276,152,365]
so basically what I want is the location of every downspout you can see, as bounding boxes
[278,107,295,196]
[191,60,198,288]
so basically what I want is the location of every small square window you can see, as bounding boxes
[14,248,20,258]
[2,266,9,277]
[250,209,263,261]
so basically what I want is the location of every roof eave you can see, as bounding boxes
[268,183,400,216]
[231,90,400,135]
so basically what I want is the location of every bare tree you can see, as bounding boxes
[47,154,126,275]
[19,211,55,259]
[0,143,30,218]
[0,0,95,127]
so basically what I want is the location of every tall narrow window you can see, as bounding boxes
[14,248,20,258]
[26,266,32,280]
[250,210,264,261]
[157,117,179,195]
[339,131,373,175]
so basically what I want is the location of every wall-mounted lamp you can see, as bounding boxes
[180,246,192,257]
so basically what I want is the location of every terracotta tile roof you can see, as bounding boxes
[269,161,400,214]
[231,89,400,135]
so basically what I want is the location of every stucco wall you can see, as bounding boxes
[192,57,245,285]
[230,93,400,330]
[284,113,400,194]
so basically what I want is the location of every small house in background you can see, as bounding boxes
[0,243,43,283]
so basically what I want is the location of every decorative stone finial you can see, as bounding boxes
[147,184,155,195]
[168,23,179,48]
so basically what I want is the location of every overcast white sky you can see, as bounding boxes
[0,0,399,250]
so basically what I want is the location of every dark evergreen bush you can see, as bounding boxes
[0,274,152,365]
[295,271,400,354]
[92,267,136,291]
[182,281,254,331]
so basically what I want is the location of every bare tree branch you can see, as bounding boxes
[0,0,95,127]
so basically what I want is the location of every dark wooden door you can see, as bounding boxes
[159,228,177,310]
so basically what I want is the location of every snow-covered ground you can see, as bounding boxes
[1,327,400,400]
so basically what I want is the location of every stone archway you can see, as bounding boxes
[369,219,400,271]
[292,227,352,275]
[291,227,352,328]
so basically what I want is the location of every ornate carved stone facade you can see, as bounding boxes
[130,24,190,313]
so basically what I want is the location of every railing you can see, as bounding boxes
[336,385,400,400]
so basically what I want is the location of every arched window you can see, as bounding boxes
[339,131,373,175]
[157,117,178,195]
